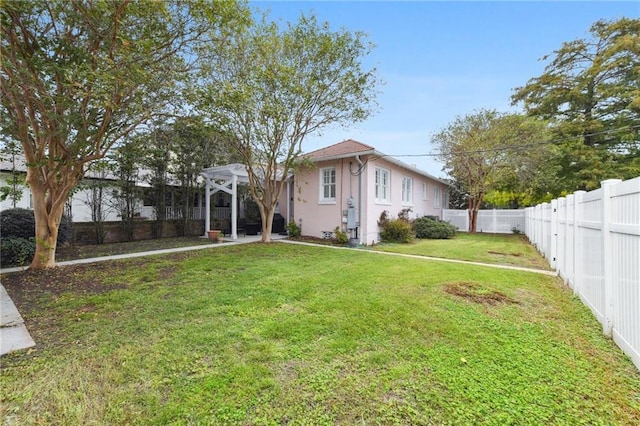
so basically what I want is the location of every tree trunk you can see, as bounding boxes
[260,205,276,242]
[30,185,65,269]
[467,195,483,233]
[469,207,479,233]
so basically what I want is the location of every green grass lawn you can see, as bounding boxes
[1,243,638,425]
[374,232,552,270]
[56,236,214,261]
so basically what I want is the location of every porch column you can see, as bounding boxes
[286,178,291,225]
[204,177,211,236]
[231,174,238,240]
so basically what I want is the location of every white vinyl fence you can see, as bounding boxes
[525,177,640,370]
[443,209,525,234]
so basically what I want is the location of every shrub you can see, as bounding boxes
[0,208,35,239]
[0,208,73,244]
[57,214,73,245]
[334,226,348,244]
[0,237,35,267]
[377,210,390,227]
[414,217,457,239]
[380,218,413,243]
[286,220,301,237]
[397,208,413,221]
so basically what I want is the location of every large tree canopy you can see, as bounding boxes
[198,13,380,242]
[0,0,247,268]
[432,110,550,232]
[512,18,640,191]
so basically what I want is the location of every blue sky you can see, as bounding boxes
[251,1,639,177]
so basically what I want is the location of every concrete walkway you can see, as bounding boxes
[280,239,558,276]
[1,284,36,356]
[0,234,554,356]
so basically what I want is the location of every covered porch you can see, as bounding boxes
[200,163,249,241]
[200,163,293,240]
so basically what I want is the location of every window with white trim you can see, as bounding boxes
[422,182,428,201]
[434,186,441,208]
[375,167,390,203]
[319,167,336,203]
[402,176,413,205]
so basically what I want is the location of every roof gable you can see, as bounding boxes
[304,139,375,161]
[304,139,450,186]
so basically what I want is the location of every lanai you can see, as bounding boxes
[200,163,250,240]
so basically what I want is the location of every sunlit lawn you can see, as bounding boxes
[374,232,552,270]
[1,243,638,425]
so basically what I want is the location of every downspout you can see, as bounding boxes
[286,176,291,226]
[356,155,364,244]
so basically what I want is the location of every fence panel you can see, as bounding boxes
[608,178,640,367]
[525,176,640,371]
[442,209,468,231]
[443,209,525,234]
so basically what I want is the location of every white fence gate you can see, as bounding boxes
[525,177,640,370]
[443,209,525,234]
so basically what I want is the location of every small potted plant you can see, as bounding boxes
[207,229,223,242]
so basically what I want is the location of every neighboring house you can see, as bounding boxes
[290,140,449,245]
[0,155,209,223]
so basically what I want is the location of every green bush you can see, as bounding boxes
[286,221,301,237]
[0,237,35,267]
[0,208,35,239]
[380,219,413,243]
[414,217,457,239]
[0,208,72,244]
[334,226,348,244]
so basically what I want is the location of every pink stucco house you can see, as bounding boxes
[286,140,450,245]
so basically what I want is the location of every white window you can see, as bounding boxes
[319,167,336,203]
[402,176,413,205]
[422,182,428,201]
[434,186,441,208]
[375,167,390,204]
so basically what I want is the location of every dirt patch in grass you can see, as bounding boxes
[443,281,520,306]
[487,250,522,257]
[288,236,344,246]
[1,262,127,307]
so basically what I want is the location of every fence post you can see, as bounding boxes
[565,194,574,287]
[573,190,586,296]
[550,199,558,270]
[601,179,622,336]
[465,209,470,233]
[492,209,497,233]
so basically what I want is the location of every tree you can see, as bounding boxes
[432,110,550,232]
[110,141,143,242]
[78,160,114,244]
[198,14,380,242]
[0,140,26,208]
[135,118,235,237]
[143,127,171,239]
[512,18,640,191]
[168,118,235,236]
[0,0,247,268]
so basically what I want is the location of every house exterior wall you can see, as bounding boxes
[293,156,449,244]
[293,159,360,239]
[0,172,32,211]
[361,157,448,245]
